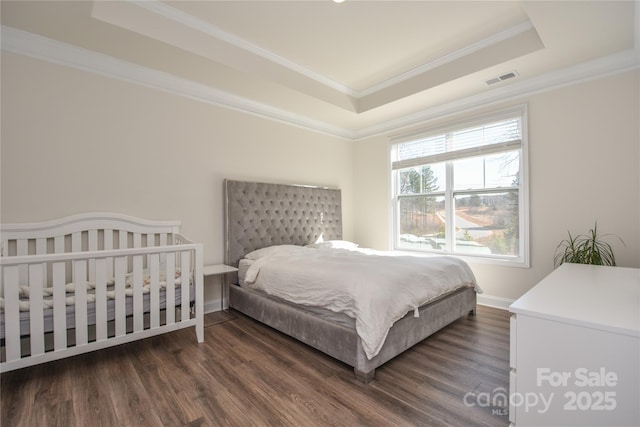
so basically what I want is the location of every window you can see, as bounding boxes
[390,106,529,266]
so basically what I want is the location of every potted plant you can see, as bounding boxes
[554,222,624,268]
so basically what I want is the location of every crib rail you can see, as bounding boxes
[1,219,203,372]
[1,212,182,258]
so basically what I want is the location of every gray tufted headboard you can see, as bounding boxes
[224,179,342,268]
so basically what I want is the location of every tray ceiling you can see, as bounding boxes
[1,1,638,139]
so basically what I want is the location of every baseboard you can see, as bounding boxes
[204,298,224,314]
[477,294,515,310]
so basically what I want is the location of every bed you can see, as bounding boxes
[224,179,479,382]
[0,212,203,372]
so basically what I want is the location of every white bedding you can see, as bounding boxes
[244,246,481,359]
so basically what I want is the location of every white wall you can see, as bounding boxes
[354,70,640,304]
[0,52,355,311]
[2,50,638,309]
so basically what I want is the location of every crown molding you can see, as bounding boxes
[131,0,358,97]
[131,0,537,101]
[358,21,536,98]
[353,48,640,140]
[0,25,352,140]
[2,25,638,142]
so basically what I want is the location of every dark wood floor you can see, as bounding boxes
[1,305,510,427]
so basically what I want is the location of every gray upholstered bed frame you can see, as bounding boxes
[224,179,476,382]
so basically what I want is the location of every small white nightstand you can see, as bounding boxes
[203,264,238,311]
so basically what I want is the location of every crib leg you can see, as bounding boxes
[192,299,204,343]
[196,322,204,343]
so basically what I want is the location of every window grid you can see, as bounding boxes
[391,107,528,266]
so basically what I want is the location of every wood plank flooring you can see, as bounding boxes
[1,305,510,426]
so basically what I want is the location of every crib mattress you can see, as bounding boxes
[0,284,194,339]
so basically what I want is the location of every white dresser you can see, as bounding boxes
[509,263,639,426]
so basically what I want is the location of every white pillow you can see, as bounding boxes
[306,240,359,250]
[244,244,307,260]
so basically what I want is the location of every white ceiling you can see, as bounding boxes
[1,1,639,140]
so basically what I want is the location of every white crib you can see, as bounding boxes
[0,212,203,372]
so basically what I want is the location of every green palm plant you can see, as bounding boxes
[554,222,624,268]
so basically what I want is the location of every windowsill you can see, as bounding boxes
[391,248,530,268]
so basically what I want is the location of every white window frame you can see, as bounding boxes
[390,105,529,267]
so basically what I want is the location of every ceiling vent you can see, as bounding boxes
[485,71,519,86]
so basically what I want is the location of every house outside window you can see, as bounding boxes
[390,106,529,267]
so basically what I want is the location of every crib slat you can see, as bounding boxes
[52,262,67,351]
[114,256,126,337]
[95,258,108,341]
[104,229,113,250]
[88,229,98,282]
[133,255,143,332]
[35,238,48,290]
[28,263,45,357]
[149,254,160,328]
[159,233,168,267]
[118,230,127,251]
[16,239,27,256]
[133,233,141,249]
[72,232,81,253]
[165,255,176,325]
[16,239,28,289]
[88,230,98,251]
[51,243,64,351]
[35,238,47,255]
[3,266,21,362]
[180,251,190,322]
[74,261,88,346]
[54,235,64,254]
[104,229,114,279]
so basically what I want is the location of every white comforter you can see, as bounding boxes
[244,246,480,359]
